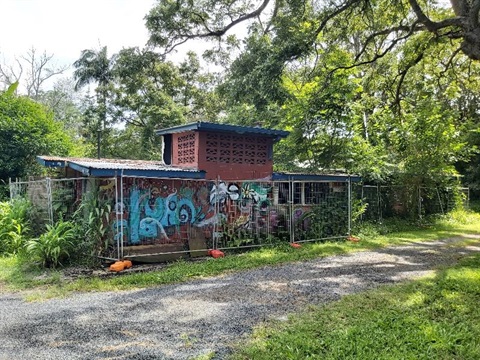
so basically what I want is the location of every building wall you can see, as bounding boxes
[110,177,277,248]
[197,131,274,180]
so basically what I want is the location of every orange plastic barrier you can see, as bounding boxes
[208,249,225,258]
[347,236,360,242]
[109,260,133,272]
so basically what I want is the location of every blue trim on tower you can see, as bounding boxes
[155,121,289,141]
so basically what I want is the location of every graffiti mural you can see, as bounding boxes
[120,182,209,244]
[110,179,287,247]
[109,178,351,249]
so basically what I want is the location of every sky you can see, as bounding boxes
[0,0,455,84]
[0,0,156,67]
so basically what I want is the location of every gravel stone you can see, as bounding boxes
[1,236,479,359]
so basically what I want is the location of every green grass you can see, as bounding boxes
[1,210,479,301]
[231,253,480,360]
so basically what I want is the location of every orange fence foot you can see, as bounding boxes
[208,249,225,258]
[109,260,133,272]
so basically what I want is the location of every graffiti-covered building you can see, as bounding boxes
[36,122,360,261]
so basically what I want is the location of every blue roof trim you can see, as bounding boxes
[272,172,362,182]
[36,156,66,168]
[36,156,206,179]
[67,162,90,176]
[156,121,289,140]
[89,168,206,179]
[68,163,205,179]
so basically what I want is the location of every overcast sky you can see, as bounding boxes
[0,0,156,66]
[0,0,455,81]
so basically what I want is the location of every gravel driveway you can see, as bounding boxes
[1,237,480,360]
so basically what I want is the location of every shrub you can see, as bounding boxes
[26,220,78,268]
[0,198,30,255]
[73,187,112,266]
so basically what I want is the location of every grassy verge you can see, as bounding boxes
[231,253,480,359]
[1,210,479,300]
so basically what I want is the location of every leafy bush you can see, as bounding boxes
[71,186,113,266]
[26,220,78,268]
[353,216,436,238]
[0,198,30,255]
[300,195,349,240]
[352,221,381,239]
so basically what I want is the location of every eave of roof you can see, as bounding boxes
[272,172,362,182]
[155,121,290,141]
[37,156,206,179]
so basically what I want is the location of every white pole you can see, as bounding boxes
[114,172,120,260]
[120,170,124,259]
[347,176,352,236]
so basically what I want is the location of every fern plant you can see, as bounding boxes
[26,220,77,268]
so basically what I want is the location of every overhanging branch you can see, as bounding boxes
[163,0,272,53]
[408,0,463,32]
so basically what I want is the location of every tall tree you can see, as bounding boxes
[110,47,222,158]
[36,77,84,134]
[111,47,185,158]
[178,51,223,121]
[73,46,116,157]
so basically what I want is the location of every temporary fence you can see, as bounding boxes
[103,176,353,261]
[10,176,468,262]
[10,176,353,260]
[356,184,469,221]
[9,177,88,226]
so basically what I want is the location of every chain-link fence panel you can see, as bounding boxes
[9,177,88,237]
[354,184,470,223]
[104,177,354,259]
[290,181,350,243]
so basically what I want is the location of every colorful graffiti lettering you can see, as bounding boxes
[126,186,207,244]
[209,182,240,204]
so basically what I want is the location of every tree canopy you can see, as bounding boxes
[146,1,480,61]
[2,1,480,194]
[143,0,480,187]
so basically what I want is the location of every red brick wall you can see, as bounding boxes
[171,131,199,168]
[197,131,273,180]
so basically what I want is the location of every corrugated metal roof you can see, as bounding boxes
[37,156,205,179]
[155,121,290,140]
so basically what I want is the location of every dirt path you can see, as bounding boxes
[1,236,479,360]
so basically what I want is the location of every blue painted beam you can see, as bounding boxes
[36,156,66,168]
[155,121,289,141]
[272,172,362,182]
